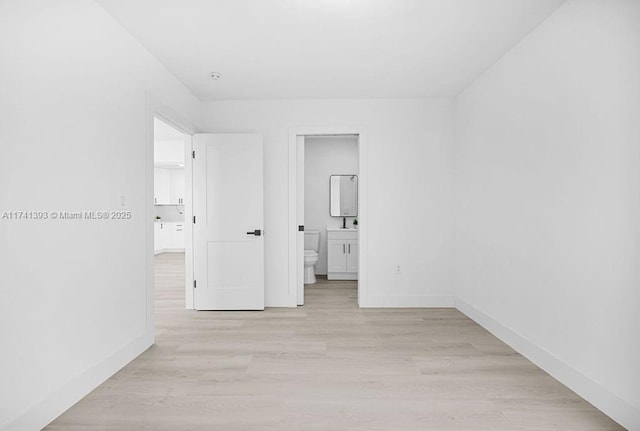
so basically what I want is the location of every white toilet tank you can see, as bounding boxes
[304,230,320,252]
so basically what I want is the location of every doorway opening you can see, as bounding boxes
[152,117,190,311]
[289,128,367,308]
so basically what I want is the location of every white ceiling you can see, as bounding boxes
[96,0,565,101]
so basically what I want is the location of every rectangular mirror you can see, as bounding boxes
[330,175,358,216]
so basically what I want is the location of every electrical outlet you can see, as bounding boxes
[396,265,401,274]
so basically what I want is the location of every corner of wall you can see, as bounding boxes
[2,333,153,431]
[455,298,640,430]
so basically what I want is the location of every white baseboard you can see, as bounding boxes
[455,298,639,431]
[361,294,455,308]
[2,332,153,431]
[155,248,185,254]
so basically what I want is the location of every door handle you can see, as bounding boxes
[348,244,351,253]
[247,229,262,236]
[343,244,345,254]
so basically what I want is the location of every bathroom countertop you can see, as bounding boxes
[326,227,359,232]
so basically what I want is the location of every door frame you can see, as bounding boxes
[145,95,199,333]
[288,126,368,307]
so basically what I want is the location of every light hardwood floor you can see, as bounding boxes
[46,252,624,430]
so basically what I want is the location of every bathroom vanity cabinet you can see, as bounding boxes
[327,229,358,280]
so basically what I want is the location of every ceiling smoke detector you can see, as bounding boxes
[210,72,222,80]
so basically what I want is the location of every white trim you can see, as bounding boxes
[155,248,186,254]
[295,136,305,306]
[456,298,639,430]
[364,295,456,308]
[327,273,358,281]
[145,96,156,339]
[288,126,368,308]
[183,135,194,310]
[2,334,152,431]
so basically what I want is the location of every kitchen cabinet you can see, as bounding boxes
[154,223,163,253]
[154,222,185,253]
[327,229,358,280]
[154,167,185,205]
[172,223,185,249]
[169,169,185,205]
[154,168,170,204]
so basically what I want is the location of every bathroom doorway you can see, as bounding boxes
[288,127,368,307]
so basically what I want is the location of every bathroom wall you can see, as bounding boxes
[304,136,359,275]
[454,0,640,428]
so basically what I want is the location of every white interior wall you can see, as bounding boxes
[202,99,456,307]
[3,0,637,428]
[454,0,640,428]
[304,136,359,275]
[0,0,200,429]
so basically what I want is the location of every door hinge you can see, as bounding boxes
[192,150,196,159]
[193,280,197,288]
[193,216,196,224]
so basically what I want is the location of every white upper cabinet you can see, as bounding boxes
[154,167,185,205]
[154,125,185,205]
[154,167,170,204]
[169,169,185,205]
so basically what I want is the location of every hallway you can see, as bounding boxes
[46,253,622,430]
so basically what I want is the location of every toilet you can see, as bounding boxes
[303,230,320,284]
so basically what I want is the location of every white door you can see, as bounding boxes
[193,134,264,310]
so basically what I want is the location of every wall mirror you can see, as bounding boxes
[330,175,358,216]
